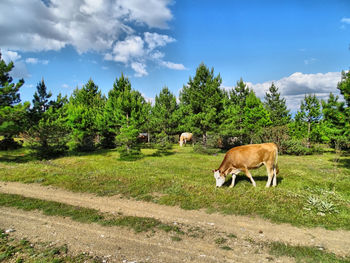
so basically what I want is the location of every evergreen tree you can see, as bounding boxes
[30,78,52,125]
[151,87,178,137]
[295,94,321,147]
[243,91,271,143]
[264,82,290,126]
[179,63,223,144]
[0,51,29,149]
[0,52,24,106]
[67,79,105,151]
[320,93,346,148]
[337,70,350,142]
[102,73,146,148]
[27,94,69,159]
[219,78,252,144]
[338,70,350,106]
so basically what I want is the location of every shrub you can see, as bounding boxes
[281,139,313,155]
[0,137,23,150]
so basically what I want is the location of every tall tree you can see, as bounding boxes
[320,93,346,148]
[0,51,29,149]
[27,94,69,159]
[30,78,52,125]
[337,70,350,107]
[219,78,252,144]
[0,52,24,106]
[67,79,105,151]
[337,70,350,141]
[243,91,271,144]
[295,94,321,147]
[179,63,223,144]
[101,74,146,148]
[264,82,290,126]
[151,87,178,137]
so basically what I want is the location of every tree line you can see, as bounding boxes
[0,53,349,159]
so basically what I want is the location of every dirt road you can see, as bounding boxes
[0,182,349,262]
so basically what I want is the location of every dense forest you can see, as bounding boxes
[0,52,349,159]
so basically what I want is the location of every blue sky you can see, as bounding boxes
[1,0,349,111]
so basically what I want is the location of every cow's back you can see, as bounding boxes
[223,143,277,170]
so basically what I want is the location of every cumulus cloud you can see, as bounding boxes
[0,0,184,76]
[144,32,175,50]
[131,62,148,77]
[224,72,342,112]
[110,36,145,63]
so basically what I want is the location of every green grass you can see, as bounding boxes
[1,145,350,230]
[268,241,350,263]
[0,193,181,234]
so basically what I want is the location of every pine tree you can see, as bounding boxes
[151,86,178,137]
[67,79,105,151]
[243,91,271,144]
[0,52,24,106]
[0,51,29,149]
[320,93,346,148]
[295,94,321,147]
[337,70,350,143]
[102,73,146,149]
[30,78,52,125]
[219,78,252,144]
[27,94,69,159]
[179,63,223,144]
[264,82,290,126]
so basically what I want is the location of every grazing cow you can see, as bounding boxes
[213,143,279,188]
[137,133,148,142]
[179,132,193,147]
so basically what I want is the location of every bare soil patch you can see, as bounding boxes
[0,181,349,261]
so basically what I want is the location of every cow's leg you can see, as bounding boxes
[243,168,256,187]
[229,174,236,188]
[265,164,274,188]
[272,166,277,187]
[229,169,240,188]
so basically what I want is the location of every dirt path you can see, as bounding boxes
[0,182,349,261]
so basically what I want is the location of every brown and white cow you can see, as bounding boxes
[179,132,193,147]
[213,143,279,188]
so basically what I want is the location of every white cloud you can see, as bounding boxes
[119,0,173,29]
[341,17,350,24]
[160,61,187,70]
[0,0,184,77]
[25,57,49,65]
[111,36,145,63]
[227,72,342,112]
[144,32,175,50]
[131,62,148,77]
[1,50,21,63]
[0,0,172,53]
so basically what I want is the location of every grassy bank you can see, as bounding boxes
[0,146,349,230]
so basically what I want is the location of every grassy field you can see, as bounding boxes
[0,145,349,230]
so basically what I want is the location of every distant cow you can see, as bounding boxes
[137,133,148,143]
[213,143,279,188]
[179,132,193,147]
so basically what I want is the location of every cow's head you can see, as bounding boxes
[213,169,225,187]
